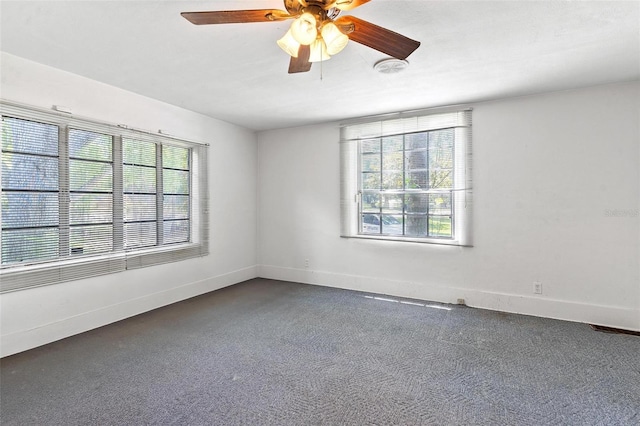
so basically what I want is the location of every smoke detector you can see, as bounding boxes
[374,58,409,74]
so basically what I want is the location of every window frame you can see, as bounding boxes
[357,129,457,240]
[340,107,472,246]
[0,100,209,292]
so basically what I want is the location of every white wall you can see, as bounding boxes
[257,81,640,331]
[1,53,638,358]
[0,53,258,357]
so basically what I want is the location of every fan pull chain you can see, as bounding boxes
[319,40,323,81]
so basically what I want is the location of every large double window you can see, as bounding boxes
[0,101,208,292]
[340,109,472,246]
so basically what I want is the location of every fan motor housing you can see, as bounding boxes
[285,0,340,16]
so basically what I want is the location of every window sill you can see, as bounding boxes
[341,234,472,247]
[0,242,207,293]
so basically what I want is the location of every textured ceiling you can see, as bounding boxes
[1,0,639,131]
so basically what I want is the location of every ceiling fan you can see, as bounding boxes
[181,0,420,74]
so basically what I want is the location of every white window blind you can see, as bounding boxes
[68,128,114,256]
[340,108,473,246]
[162,145,191,245]
[0,100,209,292]
[123,138,158,249]
[1,117,60,263]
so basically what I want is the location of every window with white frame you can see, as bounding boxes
[340,109,472,246]
[0,101,209,292]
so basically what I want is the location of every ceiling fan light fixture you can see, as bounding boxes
[290,12,318,45]
[309,38,331,62]
[277,29,301,57]
[321,22,349,55]
[182,0,421,74]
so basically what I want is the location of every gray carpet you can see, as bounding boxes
[1,278,639,425]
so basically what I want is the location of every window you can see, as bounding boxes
[69,129,114,256]
[123,138,158,249]
[0,101,209,292]
[340,109,472,246]
[1,117,60,264]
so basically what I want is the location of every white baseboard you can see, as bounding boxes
[258,265,640,332]
[1,266,258,357]
[4,264,636,358]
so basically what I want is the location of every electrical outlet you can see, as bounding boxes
[533,281,542,294]
[304,258,309,269]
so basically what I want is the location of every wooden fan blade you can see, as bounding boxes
[181,10,292,25]
[335,16,420,60]
[334,0,372,11]
[288,45,312,74]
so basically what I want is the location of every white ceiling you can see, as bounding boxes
[1,1,638,131]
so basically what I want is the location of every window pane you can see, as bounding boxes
[382,171,403,190]
[1,117,58,155]
[361,192,380,212]
[1,228,59,264]
[382,151,403,171]
[70,194,112,225]
[162,145,189,170]
[162,147,190,245]
[124,165,156,193]
[122,138,161,250]
[405,132,427,150]
[406,171,427,190]
[406,193,428,214]
[163,169,189,195]
[381,194,403,214]
[123,139,155,166]
[1,192,59,228]
[69,129,112,161]
[382,136,403,152]
[1,117,60,265]
[361,213,381,234]
[430,193,452,215]
[70,159,113,192]
[361,153,380,172]
[361,172,380,190]
[429,216,452,238]
[405,150,427,170]
[164,195,189,220]
[1,153,59,191]
[70,225,113,255]
[405,215,428,237]
[124,194,156,222]
[124,222,157,249]
[430,169,453,189]
[429,129,454,170]
[381,214,403,235]
[360,139,380,154]
[163,220,189,244]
